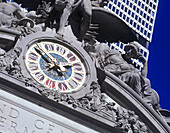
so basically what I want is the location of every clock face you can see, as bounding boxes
[25,41,86,93]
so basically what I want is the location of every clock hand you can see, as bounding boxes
[35,43,66,72]
[34,47,51,63]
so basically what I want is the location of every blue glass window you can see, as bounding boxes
[147,16,150,21]
[128,10,131,15]
[135,0,137,3]
[148,9,151,14]
[140,11,143,16]
[121,5,124,10]
[138,1,141,6]
[130,2,132,8]
[116,9,119,14]
[108,3,112,9]
[151,11,155,16]
[112,6,116,11]
[149,25,152,30]
[142,20,145,25]
[123,14,126,20]
[145,23,148,28]
[133,5,136,10]
[130,19,133,25]
[147,33,151,38]
[119,12,123,17]
[126,17,129,22]
[118,2,121,7]
[137,25,140,30]
[125,7,128,12]
[137,8,140,13]
[132,12,134,17]
[144,30,147,35]
[135,15,138,20]
[133,22,136,27]
[143,13,146,18]
[153,4,156,10]
[126,0,129,5]
[138,17,141,23]
[150,18,153,23]
[145,6,148,11]
[114,0,117,4]
[141,3,144,8]
[141,27,143,32]
[123,0,126,2]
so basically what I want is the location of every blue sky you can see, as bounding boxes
[148,1,170,110]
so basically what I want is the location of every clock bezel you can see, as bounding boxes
[17,32,97,98]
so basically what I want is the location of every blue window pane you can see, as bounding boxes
[149,25,152,30]
[116,9,119,14]
[135,0,137,3]
[153,4,156,9]
[150,18,153,23]
[133,22,136,27]
[147,16,150,21]
[141,27,143,32]
[145,23,148,28]
[132,12,134,17]
[114,0,117,4]
[138,17,141,23]
[108,4,112,9]
[123,0,125,2]
[123,14,126,19]
[130,19,133,24]
[137,25,140,30]
[128,10,131,15]
[137,8,139,13]
[142,20,145,25]
[140,11,143,16]
[112,6,116,11]
[144,30,147,35]
[138,1,141,6]
[118,2,121,7]
[145,6,148,11]
[130,2,132,8]
[151,11,155,16]
[147,33,151,38]
[143,13,146,18]
[126,0,129,5]
[133,5,136,10]
[126,17,129,22]
[148,9,151,14]
[121,5,124,10]
[135,15,138,20]
[119,12,123,17]
[141,4,144,8]
[125,7,128,12]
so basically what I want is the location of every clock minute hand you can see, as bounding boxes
[34,47,51,64]
[35,43,66,72]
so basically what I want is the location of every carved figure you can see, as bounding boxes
[53,0,92,41]
[89,42,159,109]
[0,1,25,27]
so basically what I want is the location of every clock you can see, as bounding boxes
[17,32,96,98]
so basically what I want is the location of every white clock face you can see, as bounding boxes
[25,41,86,93]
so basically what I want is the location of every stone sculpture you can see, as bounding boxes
[0,1,25,27]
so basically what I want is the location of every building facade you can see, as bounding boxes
[105,0,159,48]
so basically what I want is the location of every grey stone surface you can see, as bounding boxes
[0,89,99,133]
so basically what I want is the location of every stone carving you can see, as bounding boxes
[35,0,92,41]
[85,41,159,109]
[0,47,22,76]
[0,1,25,27]
[37,81,148,133]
